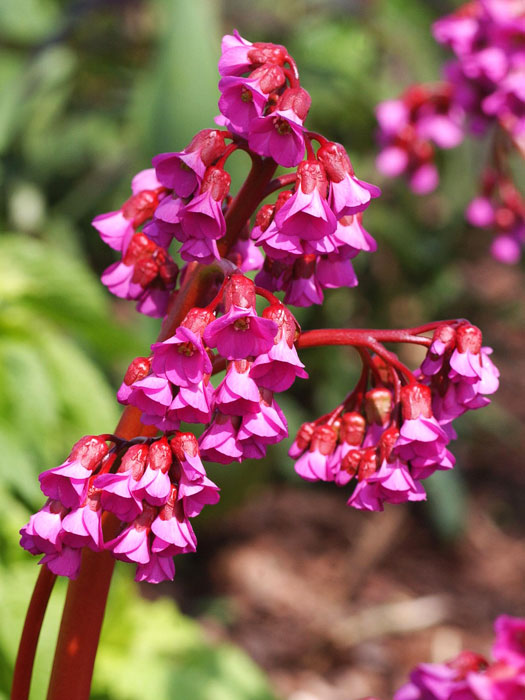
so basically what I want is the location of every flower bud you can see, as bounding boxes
[123,357,151,386]
[122,232,157,266]
[341,448,362,477]
[224,273,256,310]
[289,421,315,457]
[400,383,432,420]
[378,425,400,462]
[277,87,311,120]
[317,142,352,182]
[431,324,456,353]
[339,412,366,446]
[248,42,287,67]
[357,447,377,480]
[132,257,158,287]
[262,303,300,346]
[201,166,231,202]
[171,432,200,461]
[69,435,109,471]
[254,204,275,232]
[118,443,149,479]
[188,129,228,166]
[310,424,338,456]
[148,437,172,473]
[455,323,482,354]
[296,160,328,196]
[250,63,286,93]
[121,190,160,228]
[365,388,392,426]
[180,307,215,337]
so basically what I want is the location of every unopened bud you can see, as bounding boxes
[132,257,158,287]
[248,42,287,66]
[400,383,432,420]
[119,443,149,479]
[317,142,352,182]
[357,447,377,480]
[122,232,157,267]
[431,324,456,353]
[250,63,286,93]
[378,425,400,462]
[171,432,199,461]
[188,129,228,166]
[274,190,294,212]
[455,323,482,354]
[339,412,366,446]
[123,357,151,386]
[121,190,159,227]
[224,273,256,310]
[262,303,299,346]
[341,448,362,477]
[365,388,392,426]
[448,651,488,678]
[297,160,328,196]
[148,436,172,473]
[310,424,338,456]
[69,435,109,471]
[181,307,215,336]
[254,204,275,232]
[290,421,315,457]
[201,166,231,201]
[277,87,311,121]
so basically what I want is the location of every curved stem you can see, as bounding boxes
[11,566,57,700]
[263,172,297,198]
[297,327,432,348]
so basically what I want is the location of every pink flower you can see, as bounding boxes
[133,437,173,507]
[40,546,82,579]
[20,500,68,555]
[106,504,157,565]
[248,109,306,167]
[61,489,104,551]
[493,615,525,667]
[203,305,277,360]
[151,327,212,388]
[218,75,268,136]
[199,413,243,465]
[152,129,227,197]
[135,554,175,584]
[215,360,261,415]
[294,425,338,482]
[168,380,214,425]
[95,443,149,522]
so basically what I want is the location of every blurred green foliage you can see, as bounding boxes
[1,0,520,696]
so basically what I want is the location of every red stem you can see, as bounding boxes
[263,172,297,198]
[11,567,57,700]
[296,327,432,348]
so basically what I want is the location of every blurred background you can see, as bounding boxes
[1,0,524,698]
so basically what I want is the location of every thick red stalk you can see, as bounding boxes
[11,567,57,700]
[38,156,278,700]
[297,327,433,348]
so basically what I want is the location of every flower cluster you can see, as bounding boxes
[290,321,499,512]
[376,0,524,262]
[394,614,525,700]
[20,432,219,583]
[93,31,380,314]
[20,32,501,589]
[118,274,306,464]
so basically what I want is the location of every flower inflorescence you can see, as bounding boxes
[20,32,500,584]
[376,0,525,263]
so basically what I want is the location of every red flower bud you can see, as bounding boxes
[292,254,316,280]
[365,388,393,426]
[123,356,151,386]
[297,160,328,196]
[277,87,311,120]
[379,425,400,463]
[224,273,256,310]
[148,436,172,473]
[121,190,159,228]
[358,447,377,480]
[254,203,275,232]
[248,42,288,67]
[455,323,482,354]
[400,383,432,420]
[310,424,338,456]
[201,166,231,201]
[119,443,149,479]
[339,412,366,446]
[317,142,352,183]
[294,421,315,452]
[171,432,199,461]
[188,129,228,166]
[274,189,294,212]
[431,324,456,353]
[250,63,286,93]
[132,257,159,287]
[180,307,215,336]
[262,303,300,346]
[122,232,157,267]
[69,435,109,471]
